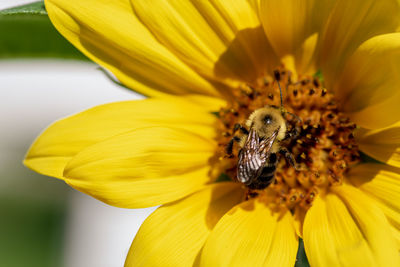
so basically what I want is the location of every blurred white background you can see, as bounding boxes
[0,1,156,267]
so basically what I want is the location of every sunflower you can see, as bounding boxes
[24,0,400,266]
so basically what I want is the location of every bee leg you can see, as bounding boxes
[226,136,241,156]
[279,148,299,170]
[233,123,249,135]
[226,139,234,156]
[291,124,301,141]
[282,111,301,141]
[292,121,301,140]
[286,111,302,124]
[245,189,259,200]
[283,123,301,141]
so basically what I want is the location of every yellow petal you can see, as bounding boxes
[260,0,335,74]
[200,199,298,267]
[294,32,319,75]
[335,185,400,264]
[125,182,244,267]
[303,185,400,267]
[391,226,400,249]
[247,0,260,14]
[356,121,400,167]
[24,157,71,179]
[170,94,226,111]
[348,164,400,231]
[131,0,277,84]
[334,33,400,129]
[318,0,400,89]
[293,206,306,238]
[61,126,217,208]
[45,0,222,97]
[24,96,218,180]
[260,0,331,54]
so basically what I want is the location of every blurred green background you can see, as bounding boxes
[0,169,67,267]
[1,2,74,266]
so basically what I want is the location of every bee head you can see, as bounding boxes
[246,106,287,140]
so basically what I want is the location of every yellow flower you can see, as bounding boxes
[24,0,400,266]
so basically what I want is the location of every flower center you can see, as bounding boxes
[215,67,360,211]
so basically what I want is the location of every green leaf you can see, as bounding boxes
[295,238,310,267]
[0,1,47,15]
[0,1,88,60]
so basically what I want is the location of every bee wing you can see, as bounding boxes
[237,128,280,185]
[258,127,280,156]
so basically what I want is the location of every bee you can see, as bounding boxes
[226,71,299,190]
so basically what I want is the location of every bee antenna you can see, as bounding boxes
[273,70,284,111]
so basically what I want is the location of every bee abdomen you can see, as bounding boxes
[247,165,276,190]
